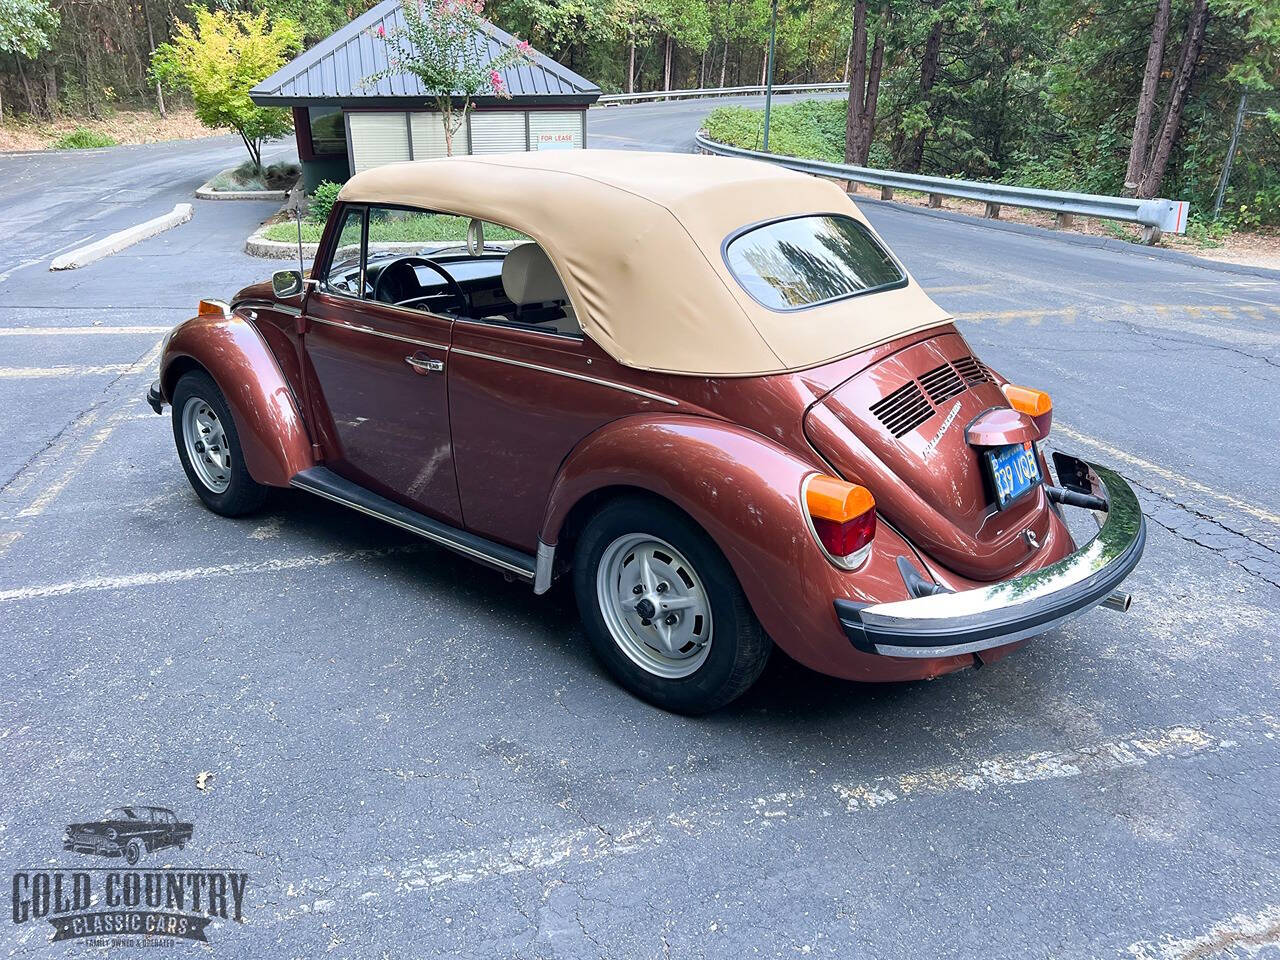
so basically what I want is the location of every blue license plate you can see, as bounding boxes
[985,443,1042,509]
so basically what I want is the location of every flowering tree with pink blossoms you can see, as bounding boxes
[364,0,535,156]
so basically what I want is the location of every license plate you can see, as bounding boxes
[985,442,1042,509]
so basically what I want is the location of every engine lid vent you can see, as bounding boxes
[919,362,966,406]
[869,380,934,438]
[869,355,995,437]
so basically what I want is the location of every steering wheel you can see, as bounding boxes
[372,257,470,314]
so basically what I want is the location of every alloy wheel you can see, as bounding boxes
[181,396,232,494]
[595,533,713,679]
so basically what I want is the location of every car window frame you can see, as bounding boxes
[314,200,583,343]
[720,212,909,313]
[317,203,368,301]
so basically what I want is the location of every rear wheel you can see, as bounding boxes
[171,370,267,517]
[573,497,771,714]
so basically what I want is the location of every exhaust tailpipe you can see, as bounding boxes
[1102,590,1132,613]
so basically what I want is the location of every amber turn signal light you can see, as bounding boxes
[805,475,876,569]
[1002,383,1052,417]
[198,299,230,318]
[806,475,875,522]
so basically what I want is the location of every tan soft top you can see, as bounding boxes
[340,151,950,376]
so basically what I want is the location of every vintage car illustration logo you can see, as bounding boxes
[10,805,248,946]
[63,805,193,866]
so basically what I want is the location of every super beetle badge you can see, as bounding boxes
[145,150,1145,713]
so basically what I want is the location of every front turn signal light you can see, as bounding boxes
[1002,383,1052,417]
[805,475,876,569]
[198,299,231,318]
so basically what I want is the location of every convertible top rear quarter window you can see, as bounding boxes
[725,215,905,311]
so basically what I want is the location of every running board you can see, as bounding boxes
[290,467,536,581]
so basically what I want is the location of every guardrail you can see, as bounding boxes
[695,131,1189,242]
[595,82,846,105]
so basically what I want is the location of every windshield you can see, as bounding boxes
[725,215,905,311]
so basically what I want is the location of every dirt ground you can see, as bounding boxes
[0,108,215,152]
[847,183,1280,271]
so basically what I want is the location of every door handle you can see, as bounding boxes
[405,353,445,374]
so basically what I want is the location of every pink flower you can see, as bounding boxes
[516,40,531,54]
[490,69,502,86]
[375,23,385,37]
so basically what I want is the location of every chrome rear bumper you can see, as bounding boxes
[835,459,1145,658]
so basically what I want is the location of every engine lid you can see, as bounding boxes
[803,331,1053,581]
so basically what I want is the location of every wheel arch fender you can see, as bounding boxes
[539,414,829,662]
[161,314,312,488]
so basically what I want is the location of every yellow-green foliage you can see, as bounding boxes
[151,8,302,170]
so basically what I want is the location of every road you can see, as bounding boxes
[0,99,1277,959]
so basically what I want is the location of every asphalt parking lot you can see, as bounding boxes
[1,104,1278,959]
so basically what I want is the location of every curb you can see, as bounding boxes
[50,203,194,271]
[196,177,289,201]
[245,229,322,259]
[849,194,1280,282]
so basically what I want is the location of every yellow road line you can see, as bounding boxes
[1056,423,1280,527]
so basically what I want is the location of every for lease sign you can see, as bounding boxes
[535,132,575,150]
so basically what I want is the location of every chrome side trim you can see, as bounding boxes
[534,540,556,594]
[451,348,679,406]
[291,473,534,580]
[310,315,447,351]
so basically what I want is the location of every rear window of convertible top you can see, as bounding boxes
[724,214,905,311]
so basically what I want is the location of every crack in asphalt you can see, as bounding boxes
[1122,473,1280,589]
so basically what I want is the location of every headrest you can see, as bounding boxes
[501,243,567,306]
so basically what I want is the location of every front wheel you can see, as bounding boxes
[171,370,268,517]
[572,497,771,714]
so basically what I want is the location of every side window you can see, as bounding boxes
[321,206,365,296]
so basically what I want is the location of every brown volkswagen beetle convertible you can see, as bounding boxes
[147,151,1144,713]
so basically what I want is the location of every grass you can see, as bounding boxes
[703,99,848,162]
[53,128,119,149]
[262,213,530,245]
[209,160,299,192]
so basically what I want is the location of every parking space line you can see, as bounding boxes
[0,364,135,379]
[1127,903,1280,960]
[16,425,117,518]
[0,325,171,337]
[0,531,21,558]
[270,713,1273,925]
[0,545,425,603]
[1055,423,1280,527]
[831,717,1269,811]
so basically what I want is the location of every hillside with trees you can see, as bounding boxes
[0,0,1275,226]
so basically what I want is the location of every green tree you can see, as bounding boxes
[365,0,535,155]
[0,0,58,121]
[151,8,302,171]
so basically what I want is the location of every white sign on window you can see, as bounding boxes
[534,132,576,151]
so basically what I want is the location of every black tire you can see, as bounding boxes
[125,839,143,866]
[171,370,268,517]
[572,496,772,714]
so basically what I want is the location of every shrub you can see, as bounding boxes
[308,180,343,223]
[702,99,848,163]
[54,128,118,149]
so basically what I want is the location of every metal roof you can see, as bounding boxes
[250,0,600,108]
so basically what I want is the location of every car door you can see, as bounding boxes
[447,239,679,552]
[302,203,462,524]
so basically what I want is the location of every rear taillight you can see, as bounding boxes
[804,475,876,569]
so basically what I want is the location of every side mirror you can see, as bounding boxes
[272,269,303,298]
